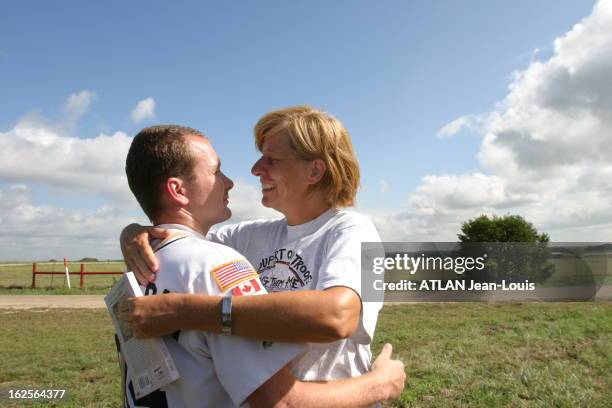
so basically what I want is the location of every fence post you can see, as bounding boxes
[31,263,37,288]
[80,263,85,289]
[63,257,71,289]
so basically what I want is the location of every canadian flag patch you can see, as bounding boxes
[231,279,267,296]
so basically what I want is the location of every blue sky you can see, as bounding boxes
[1,0,609,260]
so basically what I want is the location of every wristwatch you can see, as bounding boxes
[221,295,232,335]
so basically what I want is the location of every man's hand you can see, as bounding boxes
[248,343,406,408]
[117,293,187,338]
[370,343,406,401]
[120,223,168,284]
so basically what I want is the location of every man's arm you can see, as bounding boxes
[120,287,360,343]
[248,343,406,408]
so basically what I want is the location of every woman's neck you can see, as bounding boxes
[284,197,332,226]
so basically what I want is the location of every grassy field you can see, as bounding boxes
[0,262,125,294]
[0,308,119,407]
[376,303,611,407]
[0,302,610,407]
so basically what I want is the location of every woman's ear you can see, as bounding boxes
[307,159,327,185]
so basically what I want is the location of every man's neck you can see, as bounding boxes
[155,212,210,236]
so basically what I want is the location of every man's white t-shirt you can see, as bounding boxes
[209,209,383,381]
[124,224,303,408]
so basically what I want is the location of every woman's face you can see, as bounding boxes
[251,132,313,216]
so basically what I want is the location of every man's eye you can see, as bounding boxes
[268,158,279,165]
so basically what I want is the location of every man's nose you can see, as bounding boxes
[223,172,234,190]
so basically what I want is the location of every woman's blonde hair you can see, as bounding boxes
[254,106,360,207]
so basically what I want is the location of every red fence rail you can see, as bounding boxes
[31,263,123,289]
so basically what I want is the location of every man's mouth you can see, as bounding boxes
[262,184,275,192]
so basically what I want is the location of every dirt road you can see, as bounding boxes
[0,295,106,309]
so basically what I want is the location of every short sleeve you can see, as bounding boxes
[315,220,382,344]
[315,225,373,293]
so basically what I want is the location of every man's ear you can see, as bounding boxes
[165,177,189,206]
[307,159,326,185]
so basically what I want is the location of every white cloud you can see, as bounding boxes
[131,97,156,124]
[223,179,282,223]
[437,115,483,138]
[0,185,144,260]
[475,0,612,190]
[0,117,134,204]
[381,0,612,242]
[63,90,95,122]
[409,173,529,212]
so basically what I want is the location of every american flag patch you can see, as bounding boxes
[211,259,258,292]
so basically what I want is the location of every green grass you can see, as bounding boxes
[0,303,610,407]
[0,309,119,407]
[0,262,125,294]
[373,302,612,407]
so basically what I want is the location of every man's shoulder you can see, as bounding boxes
[154,232,257,292]
[150,227,242,273]
[158,233,244,262]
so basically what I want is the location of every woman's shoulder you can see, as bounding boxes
[319,209,381,242]
[209,216,285,240]
[330,209,376,230]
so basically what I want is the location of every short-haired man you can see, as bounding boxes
[121,125,404,407]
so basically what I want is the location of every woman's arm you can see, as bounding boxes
[120,286,360,342]
[120,224,362,343]
[120,223,167,283]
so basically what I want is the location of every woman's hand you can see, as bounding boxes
[120,223,169,284]
[117,293,188,338]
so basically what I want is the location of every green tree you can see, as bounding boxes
[458,214,549,243]
[458,215,553,283]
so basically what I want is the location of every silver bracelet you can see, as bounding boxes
[221,295,232,335]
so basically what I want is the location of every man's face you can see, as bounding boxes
[250,132,313,216]
[182,135,234,231]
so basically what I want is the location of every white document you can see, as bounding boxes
[105,272,180,399]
